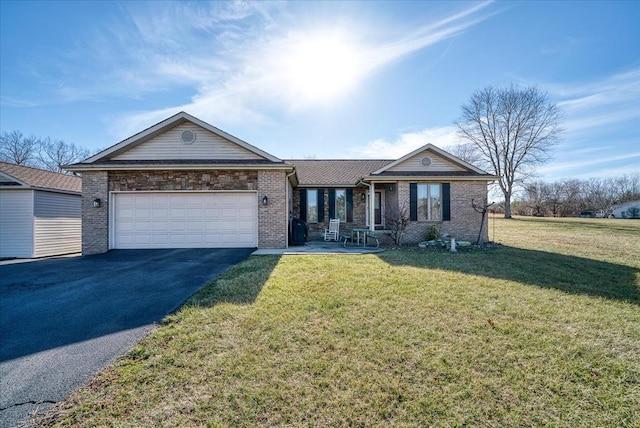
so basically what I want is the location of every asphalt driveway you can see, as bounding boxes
[0,248,253,427]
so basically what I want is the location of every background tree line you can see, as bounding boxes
[0,130,90,173]
[512,174,640,217]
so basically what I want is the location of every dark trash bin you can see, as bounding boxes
[290,218,307,246]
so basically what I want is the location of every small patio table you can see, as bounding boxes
[351,228,371,247]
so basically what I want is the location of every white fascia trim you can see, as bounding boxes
[363,175,498,182]
[65,164,294,172]
[296,184,362,188]
[371,143,489,175]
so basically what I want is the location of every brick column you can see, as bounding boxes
[82,171,109,255]
[257,170,287,248]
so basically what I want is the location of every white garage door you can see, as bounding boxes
[112,192,257,249]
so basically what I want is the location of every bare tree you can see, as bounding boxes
[445,142,483,166]
[0,131,39,165]
[37,138,90,173]
[523,180,549,216]
[456,85,563,218]
[0,130,91,173]
[612,174,640,204]
[386,202,410,246]
[518,174,640,218]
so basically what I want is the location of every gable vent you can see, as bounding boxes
[181,130,196,144]
[421,156,432,167]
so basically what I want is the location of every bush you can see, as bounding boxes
[426,224,441,241]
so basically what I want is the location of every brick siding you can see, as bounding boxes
[81,171,109,255]
[258,170,288,248]
[81,169,489,254]
[400,180,489,244]
[292,181,488,245]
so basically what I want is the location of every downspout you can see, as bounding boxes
[285,170,296,249]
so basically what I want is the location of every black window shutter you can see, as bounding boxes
[442,183,451,221]
[317,189,325,222]
[346,189,353,222]
[328,189,336,220]
[409,183,418,221]
[300,189,307,222]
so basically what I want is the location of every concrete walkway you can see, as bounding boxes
[253,240,384,255]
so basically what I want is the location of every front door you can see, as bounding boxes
[375,192,382,226]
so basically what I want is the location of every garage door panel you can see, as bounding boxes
[151,234,169,245]
[135,222,152,232]
[152,208,168,219]
[187,221,203,231]
[170,207,185,217]
[169,221,186,231]
[114,192,257,249]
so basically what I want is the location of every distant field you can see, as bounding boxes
[40,216,640,427]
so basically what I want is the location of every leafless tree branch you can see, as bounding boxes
[456,85,563,218]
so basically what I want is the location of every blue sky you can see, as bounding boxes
[1,0,638,182]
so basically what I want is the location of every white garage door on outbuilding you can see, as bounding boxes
[112,192,258,249]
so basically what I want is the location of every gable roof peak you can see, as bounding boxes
[82,112,283,164]
[372,143,489,175]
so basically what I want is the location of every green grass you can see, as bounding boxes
[40,217,640,427]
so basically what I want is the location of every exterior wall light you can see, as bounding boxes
[262,195,268,205]
[361,193,366,201]
[93,198,101,208]
[388,184,394,192]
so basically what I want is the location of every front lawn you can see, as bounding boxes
[41,217,639,427]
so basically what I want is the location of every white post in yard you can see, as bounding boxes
[450,237,457,253]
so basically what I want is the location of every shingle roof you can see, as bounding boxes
[0,162,81,193]
[286,159,393,186]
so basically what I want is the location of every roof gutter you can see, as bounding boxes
[64,164,295,172]
[362,175,499,182]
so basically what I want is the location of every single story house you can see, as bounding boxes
[66,112,496,255]
[0,162,82,258]
[612,200,640,219]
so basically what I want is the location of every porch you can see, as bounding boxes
[253,239,385,255]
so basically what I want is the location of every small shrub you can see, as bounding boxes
[426,224,441,241]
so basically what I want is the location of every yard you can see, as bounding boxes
[41,217,639,427]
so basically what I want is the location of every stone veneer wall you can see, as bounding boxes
[109,170,258,191]
[399,180,489,244]
[82,171,109,255]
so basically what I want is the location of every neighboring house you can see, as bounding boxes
[66,112,496,255]
[612,200,640,219]
[0,162,82,258]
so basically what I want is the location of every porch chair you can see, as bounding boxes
[324,219,340,241]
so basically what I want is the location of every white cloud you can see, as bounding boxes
[538,152,640,174]
[350,125,461,159]
[86,1,496,140]
[548,68,640,135]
